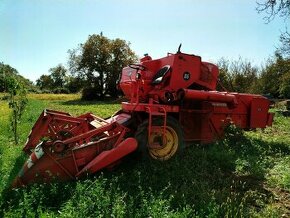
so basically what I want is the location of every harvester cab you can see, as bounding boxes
[12,48,274,188]
[120,51,219,104]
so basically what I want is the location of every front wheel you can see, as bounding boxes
[135,116,184,161]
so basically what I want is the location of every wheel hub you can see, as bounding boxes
[148,126,178,160]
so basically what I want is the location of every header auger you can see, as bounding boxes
[12,48,274,187]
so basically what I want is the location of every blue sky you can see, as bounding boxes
[0,0,289,82]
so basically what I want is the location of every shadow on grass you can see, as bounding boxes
[60,97,125,106]
[105,130,290,216]
[5,152,28,186]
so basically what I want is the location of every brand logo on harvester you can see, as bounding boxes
[183,72,190,80]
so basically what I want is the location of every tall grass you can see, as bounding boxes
[0,94,290,217]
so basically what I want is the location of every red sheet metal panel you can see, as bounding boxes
[250,97,270,128]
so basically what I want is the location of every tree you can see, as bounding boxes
[0,63,18,92]
[256,1,290,98]
[65,75,85,93]
[257,0,290,22]
[6,76,28,144]
[0,72,5,92]
[258,52,290,98]
[216,58,259,94]
[36,75,54,91]
[106,38,137,97]
[0,62,35,92]
[80,34,111,99]
[257,0,290,57]
[279,71,290,98]
[279,31,290,57]
[68,33,137,100]
[49,64,67,89]
[233,59,259,93]
[36,64,68,93]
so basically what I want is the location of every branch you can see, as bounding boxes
[256,0,290,23]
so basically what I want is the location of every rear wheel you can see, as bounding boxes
[135,117,184,161]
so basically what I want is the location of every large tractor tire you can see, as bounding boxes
[135,116,184,161]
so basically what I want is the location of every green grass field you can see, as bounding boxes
[0,94,290,217]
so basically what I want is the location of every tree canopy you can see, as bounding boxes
[68,33,137,99]
[216,53,290,99]
[36,64,69,93]
[216,58,259,94]
[0,63,35,92]
[259,52,290,98]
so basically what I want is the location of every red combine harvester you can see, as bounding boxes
[12,47,274,187]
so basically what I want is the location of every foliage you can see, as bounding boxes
[279,71,290,98]
[0,94,290,217]
[256,0,290,22]
[5,76,28,144]
[216,54,290,98]
[35,34,137,98]
[106,38,137,97]
[258,52,290,98]
[81,86,103,101]
[36,74,53,90]
[257,0,290,58]
[36,64,69,93]
[68,33,137,100]
[49,64,67,88]
[65,75,85,93]
[216,57,259,93]
[279,31,290,58]
[0,62,36,92]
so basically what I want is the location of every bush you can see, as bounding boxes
[81,87,103,101]
[53,87,70,94]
